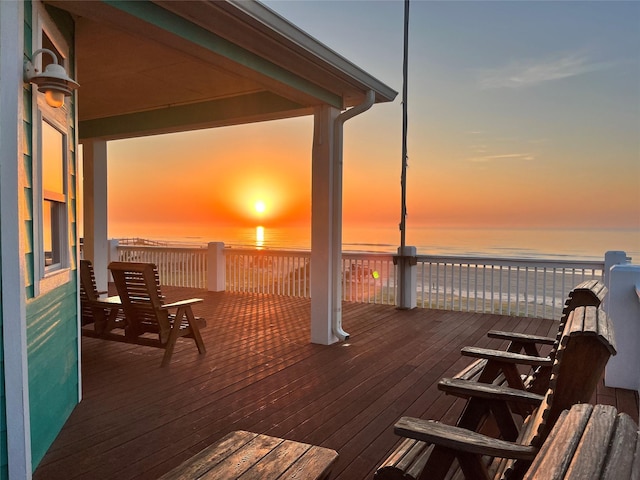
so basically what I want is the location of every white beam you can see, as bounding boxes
[1,1,33,477]
[310,105,340,345]
[81,139,109,292]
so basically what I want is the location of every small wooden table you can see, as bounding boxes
[159,430,339,479]
[95,296,123,332]
[82,295,123,335]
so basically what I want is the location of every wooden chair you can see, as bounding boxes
[455,280,607,394]
[79,259,123,334]
[437,280,608,444]
[108,261,207,367]
[523,403,639,480]
[375,282,609,479]
[375,306,617,480]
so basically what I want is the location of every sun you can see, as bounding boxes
[254,200,266,214]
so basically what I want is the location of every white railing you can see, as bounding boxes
[223,249,398,303]
[416,255,604,320]
[116,245,208,288]
[114,242,617,320]
[224,248,311,296]
[341,253,396,304]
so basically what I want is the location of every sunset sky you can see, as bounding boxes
[106,1,640,239]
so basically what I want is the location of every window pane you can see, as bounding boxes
[43,199,61,267]
[42,121,64,197]
[42,33,61,72]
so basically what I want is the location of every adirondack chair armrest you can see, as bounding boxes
[84,296,121,310]
[438,378,545,405]
[487,330,556,345]
[394,417,537,460]
[94,295,121,305]
[161,298,204,310]
[461,347,552,367]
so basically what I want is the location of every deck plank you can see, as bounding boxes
[34,288,637,480]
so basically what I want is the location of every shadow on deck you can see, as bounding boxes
[34,287,638,480]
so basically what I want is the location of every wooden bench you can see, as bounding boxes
[523,403,639,479]
[79,259,125,334]
[158,430,338,480]
[375,306,617,480]
[84,262,207,367]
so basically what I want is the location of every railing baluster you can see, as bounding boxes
[515,266,520,315]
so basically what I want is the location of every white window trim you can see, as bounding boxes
[35,109,71,288]
[31,3,74,297]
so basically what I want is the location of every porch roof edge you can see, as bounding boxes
[159,0,399,106]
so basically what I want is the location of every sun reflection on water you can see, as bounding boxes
[256,226,265,248]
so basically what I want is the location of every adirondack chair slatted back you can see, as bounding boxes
[80,260,95,324]
[549,279,607,361]
[109,262,171,342]
[524,280,607,394]
[80,259,100,302]
[497,305,616,480]
[80,259,104,325]
[523,403,640,480]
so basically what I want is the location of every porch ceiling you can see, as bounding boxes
[44,0,397,141]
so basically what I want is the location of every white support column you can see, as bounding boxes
[604,250,631,288]
[82,139,109,292]
[207,242,226,292]
[396,246,417,309]
[1,1,33,478]
[108,238,119,264]
[604,264,640,391]
[311,105,340,345]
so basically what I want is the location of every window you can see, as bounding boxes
[42,119,67,270]
[32,25,73,293]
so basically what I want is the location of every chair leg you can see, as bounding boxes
[90,306,108,335]
[419,446,457,480]
[161,313,184,367]
[104,307,122,333]
[184,307,206,354]
[457,451,491,480]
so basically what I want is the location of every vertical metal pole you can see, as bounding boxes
[400,0,409,249]
[398,0,410,307]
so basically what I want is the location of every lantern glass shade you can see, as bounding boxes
[45,89,65,108]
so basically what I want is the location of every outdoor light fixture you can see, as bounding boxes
[24,48,79,108]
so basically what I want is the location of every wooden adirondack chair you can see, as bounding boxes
[455,280,607,393]
[376,306,616,480]
[440,280,608,434]
[79,259,124,334]
[108,261,207,367]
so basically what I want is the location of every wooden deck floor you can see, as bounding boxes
[34,287,638,480]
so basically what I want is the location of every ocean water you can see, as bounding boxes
[112,223,640,263]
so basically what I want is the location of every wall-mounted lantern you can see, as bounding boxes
[24,48,79,108]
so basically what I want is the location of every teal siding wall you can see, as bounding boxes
[26,280,78,468]
[23,2,80,471]
[1,0,82,474]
